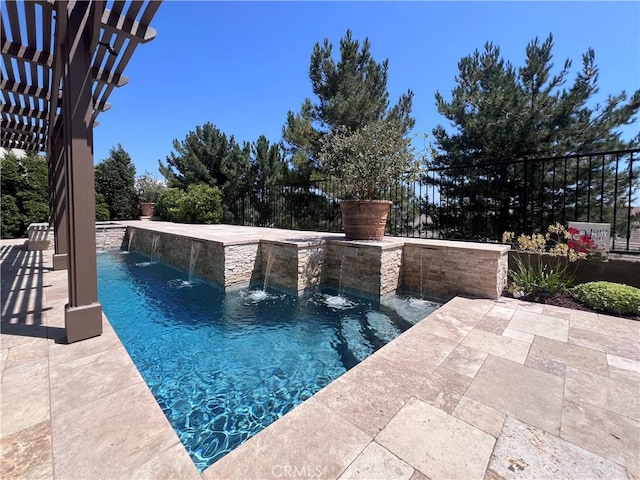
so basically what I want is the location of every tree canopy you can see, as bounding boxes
[158,123,289,223]
[429,34,640,239]
[95,144,137,220]
[283,29,415,180]
[1,152,49,239]
[432,34,640,166]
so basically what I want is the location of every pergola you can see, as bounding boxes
[1,0,161,342]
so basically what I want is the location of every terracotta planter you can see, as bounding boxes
[340,200,392,241]
[139,202,156,217]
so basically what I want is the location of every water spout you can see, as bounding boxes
[420,250,424,298]
[151,233,160,261]
[188,241,202,283]
[100,228,109,251]
[127,230,135,252]
[420,249,433,299]
[338,247,347,296]
[263,245,277,291]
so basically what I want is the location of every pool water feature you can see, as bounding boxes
[97,250,440,471]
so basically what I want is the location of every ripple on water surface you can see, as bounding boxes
[97,250,439,471]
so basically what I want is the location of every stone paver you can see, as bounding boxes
[127,443,201,480]
[52,382,183,479]
[50,346,144,415]
[607,354,640,386]
[202,397,371,480]
[375,329,458,377]
[313,354,422,437]
[561,398,639,478]
[565,366,640,421]
[461,329,530,364]
[0,359,50,437]
[0,420,52,480]
[571,313,640,342]
[415,366,473,414]
[440,344,488,378]
[508,310,569,342]
[489,416,628,479]
[502,327,534,343]
[452,396,505,438]
[415,311,474,342]
[526,335,609,377]
[569,327,640,361]
[338,442,414,480]
[376,398,495,480]
[466,355,564,435]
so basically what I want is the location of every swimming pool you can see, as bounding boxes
[97,250,439,471]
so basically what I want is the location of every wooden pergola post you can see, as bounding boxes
[51,119,69,271]
[61,1,103,342]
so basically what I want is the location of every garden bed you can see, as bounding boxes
[503,286,640,321]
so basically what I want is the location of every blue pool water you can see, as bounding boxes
[97,250,439,471]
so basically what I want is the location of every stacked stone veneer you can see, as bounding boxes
[402,240,509,299]
[125,226,509,299]
[96,226,127,250]
[260,241,327,293]
[127,228,257,287]
[323,242,403,297]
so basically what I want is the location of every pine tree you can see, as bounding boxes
[283,29,415,180]
[249,135,288,225]
[95,145,137,220]
[158,122,252,222]
[431,34,640,239]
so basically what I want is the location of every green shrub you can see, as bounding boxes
[156,188,186,222]
[1,194,23,239]
[571,282,640,316]
[1,153,49,238]
[179,184,223,224]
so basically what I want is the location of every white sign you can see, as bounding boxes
[567,222,610,253]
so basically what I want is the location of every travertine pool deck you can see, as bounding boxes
[1,230,639,479]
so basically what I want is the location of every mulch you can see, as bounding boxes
[503,287,640,322]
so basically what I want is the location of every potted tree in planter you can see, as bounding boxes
[319,119,422,240]
[135,171,165,218]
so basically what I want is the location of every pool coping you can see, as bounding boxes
[2,236,638,479]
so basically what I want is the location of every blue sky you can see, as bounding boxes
[93,1,640,177]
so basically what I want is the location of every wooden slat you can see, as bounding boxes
[0,103,48,120]
[1,0,161,153]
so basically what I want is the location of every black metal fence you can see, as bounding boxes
[230,149,639,253]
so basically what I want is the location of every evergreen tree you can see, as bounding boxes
[431,34,640,239]
[283,29,415,180]
[95,145,137,220]
[158,122,253,223]
[1,152,49,238]
[247,136,289,225]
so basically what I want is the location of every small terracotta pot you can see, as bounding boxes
[139,202,156,217]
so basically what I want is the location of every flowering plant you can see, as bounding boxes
[566,226,598,254]
[502,223,595,297]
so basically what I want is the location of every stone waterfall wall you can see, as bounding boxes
[96,226,127,250]
[127,228,227,286]
[323,242,403,297]
[125,226,509,300]
[402,241,509,299]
